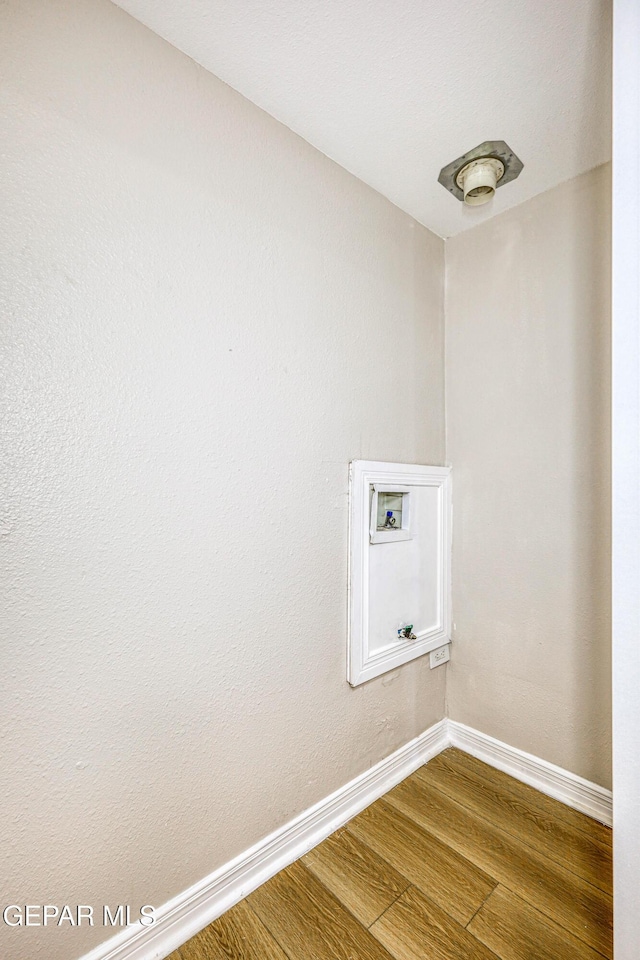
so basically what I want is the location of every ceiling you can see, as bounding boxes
[111,0,612,238]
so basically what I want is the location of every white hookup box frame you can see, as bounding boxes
[348,460,452,686]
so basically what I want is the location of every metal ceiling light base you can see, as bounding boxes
[438,140,523,205]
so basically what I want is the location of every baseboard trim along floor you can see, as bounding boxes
[448,719,613,828]
[79,719,449,960]
[79,717,612,960]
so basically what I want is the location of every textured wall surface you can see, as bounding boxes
[0,2,446,958]
[445,165,612,788]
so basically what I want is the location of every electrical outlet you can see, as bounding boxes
[429,644,450,669]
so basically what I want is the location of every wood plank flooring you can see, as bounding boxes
[167,748,612,960]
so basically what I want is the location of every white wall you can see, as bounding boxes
[445,165,612,788]
[612,1,640,955]
[0,2,446,958]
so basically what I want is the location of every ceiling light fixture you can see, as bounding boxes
[438,140,523,207]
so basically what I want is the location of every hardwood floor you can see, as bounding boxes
[167,748,612,960]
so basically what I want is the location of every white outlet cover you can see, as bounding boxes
[429,644,451,669]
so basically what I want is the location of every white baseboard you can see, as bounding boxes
[447,719,613,827]
[79,717,611,960]
[79,719,449,960]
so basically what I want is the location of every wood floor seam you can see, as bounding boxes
[370,884,504,960]
[244,899,296,960]
[467,882,612,960]
[166,749,613,960]
[345,800,498,927]
[435,749,613,848]
[416,749,611,850]
[464,881,500,930]
[300,834,412,932]
[415,763,612,897]
[490,881,614,960]
[364,882,415,930]
[384,770,612,955]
